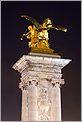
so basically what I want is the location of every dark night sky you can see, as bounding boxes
[1,1,81,121]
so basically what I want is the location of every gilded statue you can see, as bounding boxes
[21,15,67,54]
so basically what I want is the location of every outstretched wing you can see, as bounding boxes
[21,15,41,30]
[52,24,67,32]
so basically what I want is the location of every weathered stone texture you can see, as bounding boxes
[12,53,71,121]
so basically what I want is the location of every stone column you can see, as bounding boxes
[27,81,38,121]
[19,75,39,121]
[50,84,61,121]
[21,90,28,121]
[12,52,71,121]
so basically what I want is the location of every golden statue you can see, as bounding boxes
[21,15,67,54]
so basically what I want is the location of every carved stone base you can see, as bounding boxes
[12,53,71,121]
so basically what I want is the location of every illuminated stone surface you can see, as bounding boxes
[12,52,71,121]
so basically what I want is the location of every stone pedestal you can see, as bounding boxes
[12,52,71,121]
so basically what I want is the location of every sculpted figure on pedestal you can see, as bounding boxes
[21,15,67,54]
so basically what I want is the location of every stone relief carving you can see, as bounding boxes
[37,82,51,121]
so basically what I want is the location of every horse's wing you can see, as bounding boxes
[21,15,41,30]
